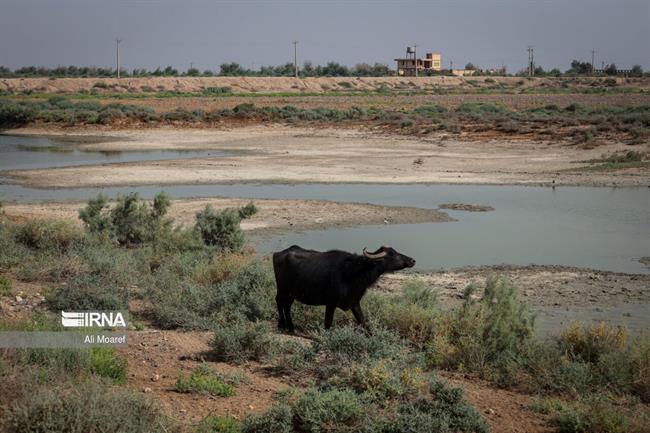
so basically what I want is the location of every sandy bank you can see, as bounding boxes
[4,126,649,187]
[2,197,452,236]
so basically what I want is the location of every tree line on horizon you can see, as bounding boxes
[0,60,645,78]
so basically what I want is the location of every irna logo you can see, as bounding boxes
[61,311,127,328]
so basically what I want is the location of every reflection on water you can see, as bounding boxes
[0,134,232,171]
[0,182,648,275]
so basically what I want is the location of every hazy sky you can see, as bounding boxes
[1,0,648,73]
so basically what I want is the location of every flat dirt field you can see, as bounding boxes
[6,125,649,188]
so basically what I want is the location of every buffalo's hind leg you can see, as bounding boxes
[324,303,336,329]
[276,295,287,330]
[282,298,295,333]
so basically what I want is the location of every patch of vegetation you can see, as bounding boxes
[79,191,172,246]
[244,378,488,433]
[532,395,650,433]
[174,364,236,397]
[195,202,257,251]
[0,275,12,295]
[2,379,171,433]
[2,97,649,142]
[577,150,649,172]
[197,415,242,433]
[211,319,275,364]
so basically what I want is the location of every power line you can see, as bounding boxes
[413,44,418,78]
[292,41,299,78]
[591,50,596,74]
[115,39,122,79]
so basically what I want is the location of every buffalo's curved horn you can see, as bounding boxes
[363,247,387,259]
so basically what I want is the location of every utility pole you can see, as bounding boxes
[115,39,122,79]
[413,44,418,78]
[292,41,299,78]
[527,46,534,76]
[590,50,595,74]
[450,60,453,72]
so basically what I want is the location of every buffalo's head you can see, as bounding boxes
[363,245,416,271]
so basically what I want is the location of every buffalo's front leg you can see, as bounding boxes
[324,304,336,329]
[351,303,365,326]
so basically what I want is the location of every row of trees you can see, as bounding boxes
[0,62,392,78]
[0,61,645,78]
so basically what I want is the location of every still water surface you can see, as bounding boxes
[1,180,647,274]
[0,134,230,171]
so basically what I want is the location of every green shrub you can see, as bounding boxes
[536,396,650,433]
[328,359,427,403]
[97,108,125,124]
[559,322,628,363]
[211,319,275,363]
[391,379,488,433]
[0,100,37,125]
[79,192,172,246]
[0,275,12,295]
[365,280,440,346]
[174,364,236,397]
[78,193,112,237]
[293,388,366,432]
[14,219,83,253]
[242,404,293,433]
[89,348,128,384]
[203,86,233,95]
[198,416,242,433]
[4,380,170,433]
[195,205,245,251]
[313,323,408,363]
[413,104,447,117]
[427,276,534,380]
[47,277,129,311]
[150,259,274,329]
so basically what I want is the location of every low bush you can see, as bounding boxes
[211,319,275,363]
[79,192,172,246]
[89,347,128,384]
[313,323,409,363]
[426,276,535,382]
[174,364,236,397]
[0,275,12,295]
[195,203,256,251]
[3,380,170,433]
[365,279,440,346]
[245,378,487,433]
[150,259,274,329]
[0,101,37,125]
[559,321,628,363]
[533,395,650,433]
[198,416,242,433]
[14,219,83,253]
[4,318,127,384]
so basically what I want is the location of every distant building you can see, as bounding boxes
[395,50,442,76]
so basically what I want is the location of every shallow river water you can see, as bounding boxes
[0,134,230,171]
[1,181,648,274]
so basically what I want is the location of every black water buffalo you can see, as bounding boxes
[272,245,416,332]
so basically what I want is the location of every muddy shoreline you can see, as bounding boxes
[2,197,454,237]
[3,126,648,188]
